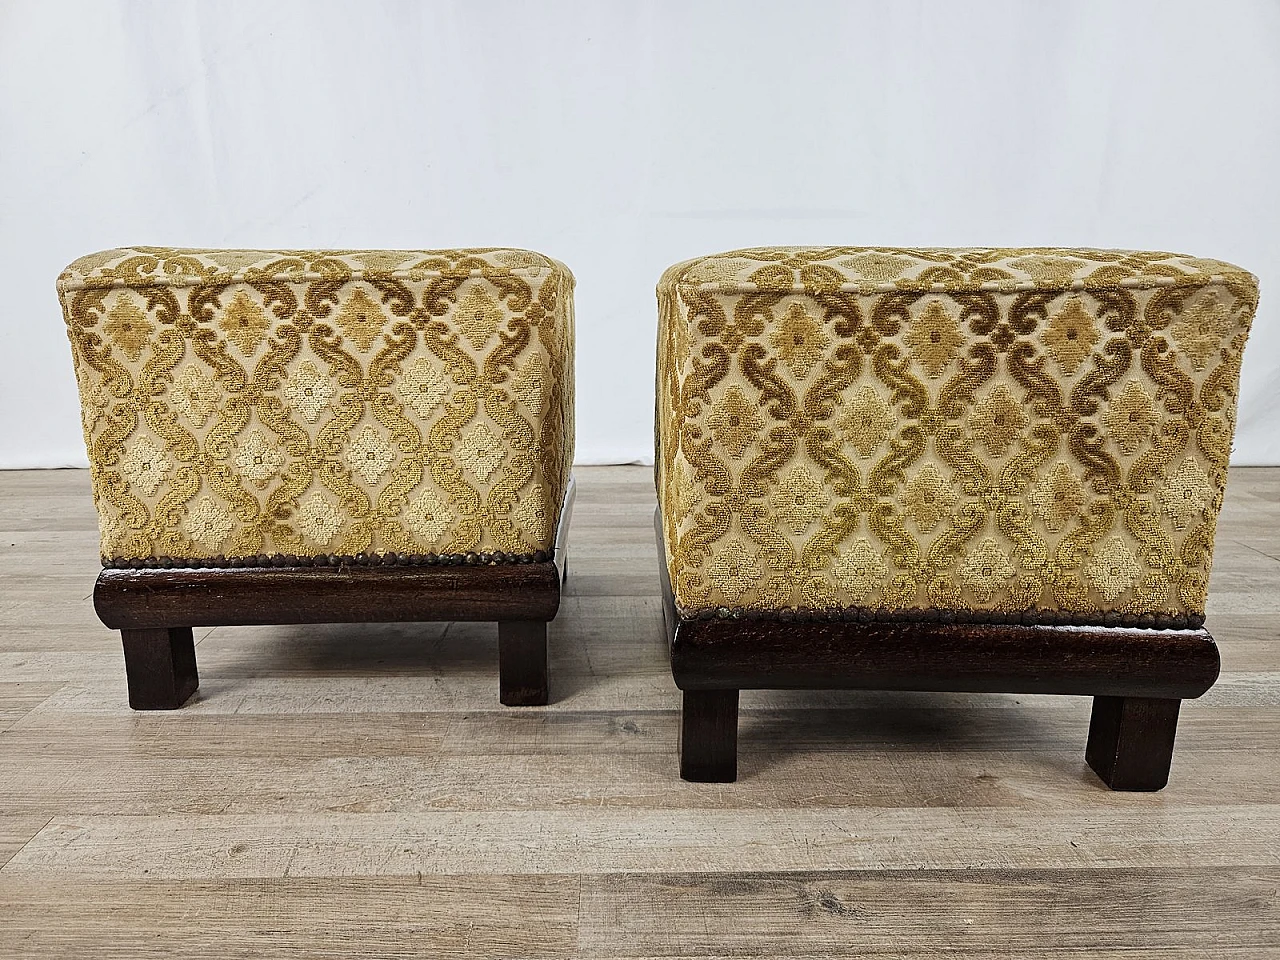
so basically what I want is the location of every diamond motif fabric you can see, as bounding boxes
[656,247,1257,618]
[60,247,574,561]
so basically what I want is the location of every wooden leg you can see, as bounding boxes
[498,620,548,706]
[120,627,199,710]
[1085,695,1182,791]
[680,689,739,783]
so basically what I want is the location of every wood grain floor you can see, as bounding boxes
[1,465,1278,958]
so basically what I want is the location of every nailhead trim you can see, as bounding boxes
[676,604,1205,631]
[103,550,553,570]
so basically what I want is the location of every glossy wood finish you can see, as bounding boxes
[498,620,549,706]
[96,561,563,629]
[657,509,1219,789]
[98,478,574,709]
[669,615,1220,699]
[1086,695,1183,790]
[3,466,1279,958]
[120,627,198,710]
[679,689,739,782]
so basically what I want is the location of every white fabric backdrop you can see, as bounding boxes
[2,0,1277,467]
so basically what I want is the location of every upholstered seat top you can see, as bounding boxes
[60,246,574,564]
[656,246,1258,624]
[659,247,1255,295]
[59,246,569,292]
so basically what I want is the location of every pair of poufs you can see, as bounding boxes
[59,245,1258,791]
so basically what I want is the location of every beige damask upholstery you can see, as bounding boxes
[60,247,574,563]
[657,247,1257,624]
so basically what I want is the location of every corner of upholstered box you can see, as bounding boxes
[544,255,576,290]
[57,248,130,294]
[655,257,703,296]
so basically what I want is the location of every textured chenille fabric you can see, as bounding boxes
[59,247,574,562]
[656,247,1257,620]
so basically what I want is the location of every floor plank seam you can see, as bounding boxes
[0,815,54,873]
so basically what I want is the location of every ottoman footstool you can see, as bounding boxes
[60,246,574,708]
[656,247,1257,789]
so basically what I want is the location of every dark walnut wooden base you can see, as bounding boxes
[97,480,574,710]
[656,513,1219,791]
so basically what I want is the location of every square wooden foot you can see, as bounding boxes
[680,689,739,782]
[121,627,199,710]
[498,620,549,706]
[1085,695,1182,791]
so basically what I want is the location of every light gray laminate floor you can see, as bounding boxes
[0,466,1277,957]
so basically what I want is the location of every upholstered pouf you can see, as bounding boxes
[60,247,574,708]
[656,247,1257,789]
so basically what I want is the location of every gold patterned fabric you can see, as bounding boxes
[59,247,574,562]
[656,247,1257,620]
